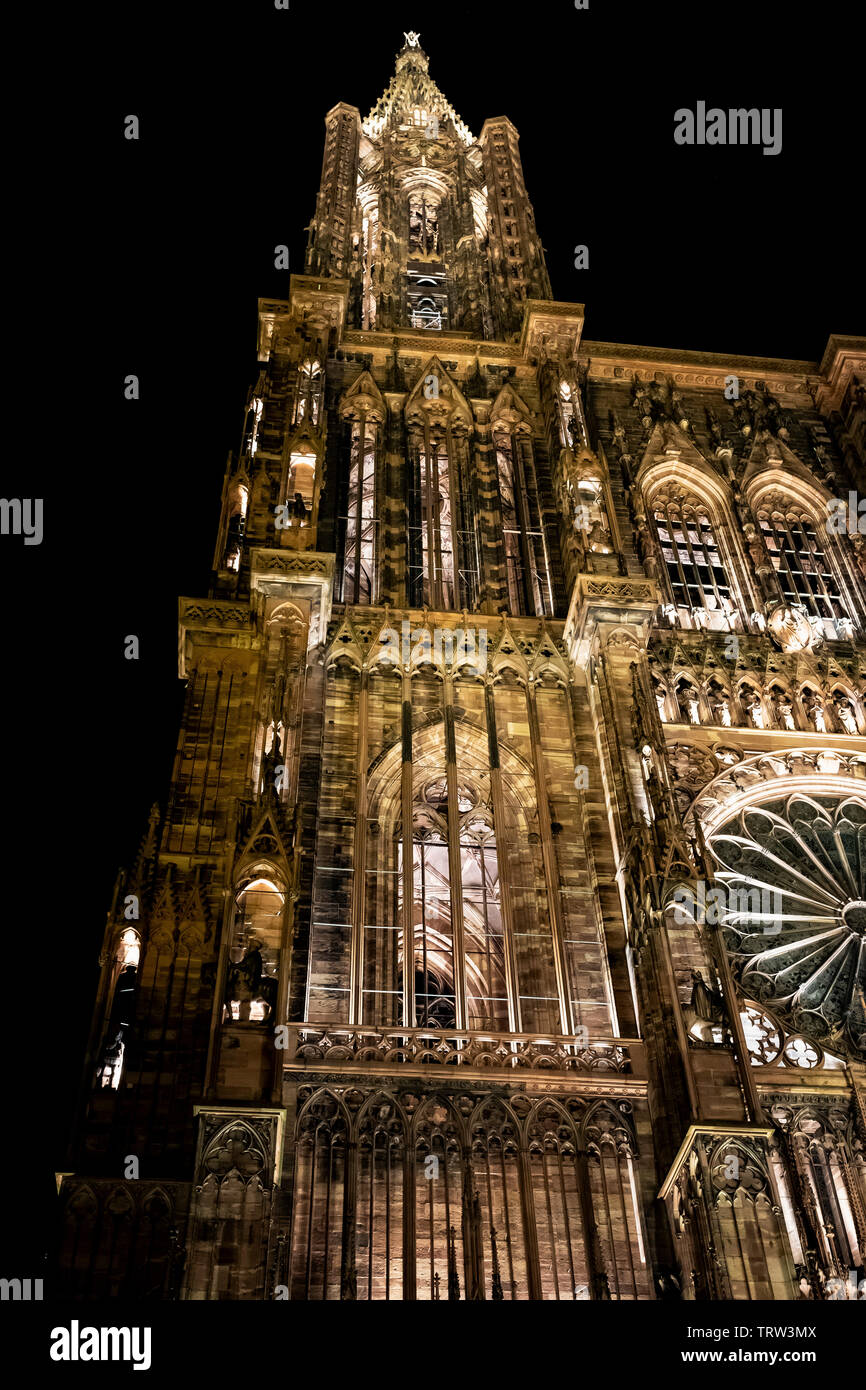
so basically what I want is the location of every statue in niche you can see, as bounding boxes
[803,691,827,733]
[690,971,726,1026]
[634,514,659,579]
[742,690,765,729]
[850,534,866,580]
[709,684,733,728]
[833,693,858,734]
[676,684,701,725]
[771,690,796,731]
[652,676,668,722]
[225,938,278,1024]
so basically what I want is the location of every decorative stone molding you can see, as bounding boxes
[192,1107,286,1188]
[520,300,585,362]
[685,747,866,833]
[283,1025,645,1092]
[563,574,660,668]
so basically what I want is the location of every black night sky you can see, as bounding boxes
[12,1,863,1207]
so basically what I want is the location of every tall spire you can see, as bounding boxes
[363,33,475,144]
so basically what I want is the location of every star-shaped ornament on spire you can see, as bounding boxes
[404,31,420,47]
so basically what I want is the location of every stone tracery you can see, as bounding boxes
[709,793,866,1060]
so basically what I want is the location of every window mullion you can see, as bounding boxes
[667,506,690,609]
[681,507,710,613]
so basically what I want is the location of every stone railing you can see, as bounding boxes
[283,1024,645,1079]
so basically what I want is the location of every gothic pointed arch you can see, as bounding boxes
[640,446,747,631]
[405,360,477,608]
[490,395,554,616]
[746,472,859,641]
[489,382,534,433]
[404,357,473,430]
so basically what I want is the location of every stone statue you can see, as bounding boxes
[772,691,796,731]
[652,678,668,722]
[711,692,733,728]
[851,534,866,580]
[226,939,264,1023]
[833,694,858,735]
[804,691,827,733]
[690,971,725,1024]
[677,684,700,724]
[743,691,765,728]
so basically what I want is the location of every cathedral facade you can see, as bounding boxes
[59,35,866,1301]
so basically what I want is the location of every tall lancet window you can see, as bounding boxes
[557,379,586,449]
[406,375,476,610]
[653,496,733,626]
[361,202,378,330]
[494,431,524,613]
[459,811,507,1028]
[242,396,263,457]
[395,780,507,1031]
[419,430,455,609]
[96,928,141,1090]
[293,358,323,426]
[758,505,845,622]
[340,377,384,601]
[344,417,377,603]
[493,429,553,617]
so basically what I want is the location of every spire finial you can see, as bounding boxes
[403,30,421,48]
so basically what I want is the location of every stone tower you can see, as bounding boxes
[59,35,866,1301]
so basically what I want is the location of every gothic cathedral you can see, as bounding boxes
[60,35,866,1301]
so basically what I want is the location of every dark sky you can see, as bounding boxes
[14,1,862,1177]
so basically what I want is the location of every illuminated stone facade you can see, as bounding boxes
[59,36,866,1301]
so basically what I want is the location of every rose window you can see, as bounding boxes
[708,794,866,1061]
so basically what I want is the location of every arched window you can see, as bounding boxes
[493,429,553,617]
[344,417,377,603]
[97,929,141,1089]
[758,505,845,622]
[416,429,456,609]
[360,201,378,330]
[653,498,734,625]
[286,441,317,519]
[242,396,263,457]
[294,359,323,426]
[494,431,523,613]
[557,379,587,449]
[223,480,248,572]
[223,876,284,1025]
[397,780,508,1030]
